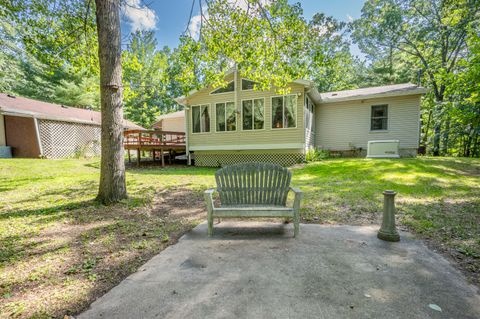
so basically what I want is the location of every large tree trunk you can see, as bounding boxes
[441,117,451,155]
[95,0,127,204]
[432,97,444,156]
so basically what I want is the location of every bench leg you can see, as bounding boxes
[293,212,299,238]
[207,210,214,237]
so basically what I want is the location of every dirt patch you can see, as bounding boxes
[0,188,206,319]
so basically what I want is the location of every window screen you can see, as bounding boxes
[216,102,236,132]
[242,99,264,130]
[192,105,210,133]
[371,105,388,130]
[211,81,234,94]
[241,79,256,90]
[272,95,297,129]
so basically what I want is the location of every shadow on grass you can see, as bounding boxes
[0,200,98,220]
[0,176,56,193]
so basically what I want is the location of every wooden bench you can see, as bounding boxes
[204,162,302,237]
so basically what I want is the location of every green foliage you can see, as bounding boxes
[176,0,359,94]
[122,31,183,128]
[305,148,330,162]
[0,0,100,108]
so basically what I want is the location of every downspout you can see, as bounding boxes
[234,63,239,122]
[184,102,191,165]
[33,117,43,158]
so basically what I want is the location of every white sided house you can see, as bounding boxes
[174,71,426,167]
[152,110,185,132]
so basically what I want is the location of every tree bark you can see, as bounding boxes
[95,0,127,204]
[432,97,444,156]
[441,117,450,155]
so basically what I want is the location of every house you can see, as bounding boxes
[174,70,427,167]
[152,110,185,132]
[0,93,143,158]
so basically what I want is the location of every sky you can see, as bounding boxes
[120,0,366,58]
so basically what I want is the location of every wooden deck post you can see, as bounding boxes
[128,149,131,163]
[168,149,172,164]
[161,148,165,167]
[136,148,140,166]
[152,150,156,162]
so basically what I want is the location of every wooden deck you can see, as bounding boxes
[123,129,186,166]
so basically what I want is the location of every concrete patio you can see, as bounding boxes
[79,222,480,319]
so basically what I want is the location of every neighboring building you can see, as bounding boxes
[152,110,185,132]
[174,69,427,167]
[0,94,143,158]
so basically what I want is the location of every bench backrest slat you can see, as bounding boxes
[215,162,291,206]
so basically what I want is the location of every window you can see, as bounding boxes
[241,79,257,90]
[272,95,297,129]
[210,81,234,94]
[242,98,264,130]
[371,105,388,131]
[192,104,210,133]
[216,102,236,132]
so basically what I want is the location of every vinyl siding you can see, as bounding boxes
[185,73,305,151]
[161,117,185,132]
[315,95,421,151]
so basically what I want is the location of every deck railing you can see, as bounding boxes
[123,129,186,148]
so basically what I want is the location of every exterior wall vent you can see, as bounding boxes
[367,140,400,158]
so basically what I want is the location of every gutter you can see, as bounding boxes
[0,109,101,126]
[0,109,141,130]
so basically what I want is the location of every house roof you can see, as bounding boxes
[0,93,144,129]
[311,83,428,104]
[156,110,185,120]
[174,78,426,106]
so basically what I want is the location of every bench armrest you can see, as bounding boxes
[204,188,216,211]
[290,187,303,210]
[290,187,302,194]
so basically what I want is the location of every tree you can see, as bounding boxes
[176,0,362,96]
[176,0,311,94]
[352,0,480,155]
[95,0,127,204]
[307,13,359,92]
[123,31,180,128]
[1,0,100,108]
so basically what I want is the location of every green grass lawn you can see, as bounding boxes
[0,157,479,318]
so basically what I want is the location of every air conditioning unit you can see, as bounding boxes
[367,140,400,158]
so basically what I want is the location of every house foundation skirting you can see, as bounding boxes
[38,119,101,158]
[193,150,305,167]
[327,148,418,158]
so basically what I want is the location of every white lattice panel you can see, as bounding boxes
[194,152,304,167]
[38,120,101,158]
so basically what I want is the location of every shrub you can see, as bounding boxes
[305,148,330,162]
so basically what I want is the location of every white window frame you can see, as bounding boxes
[241,98,265,131]
[370,104,389,132]
[191,104,211,134]
[271,94,298,130]
[209,81,235,95]
[215,101,236,133]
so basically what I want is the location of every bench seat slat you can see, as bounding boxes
[213,207,294,218]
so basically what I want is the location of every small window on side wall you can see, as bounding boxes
[210,81,234,94]
[371,104,388,131]
[192,104,210,133]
